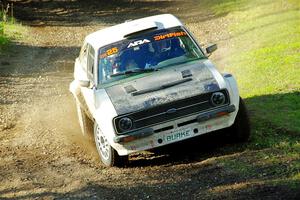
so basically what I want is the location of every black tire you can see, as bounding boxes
[76,100,94,141]
[229,97,251,142]
[94,122,128,167]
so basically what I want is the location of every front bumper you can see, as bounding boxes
[114,104,235,143]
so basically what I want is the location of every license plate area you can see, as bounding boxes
[163,127,192,143]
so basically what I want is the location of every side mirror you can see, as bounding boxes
[78,80,90,87]
[206,44,218,55]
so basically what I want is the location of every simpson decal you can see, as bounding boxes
[154,31,187,41]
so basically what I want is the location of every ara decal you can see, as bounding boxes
[127,39,150,48]
[154,31,187,41]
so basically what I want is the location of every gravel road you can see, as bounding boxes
[1,1,298,199]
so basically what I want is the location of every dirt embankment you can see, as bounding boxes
[0,1,299,199]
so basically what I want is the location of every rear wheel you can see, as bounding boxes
[229,97,251,142]
[76,100,94,140]
[94,122,128,167]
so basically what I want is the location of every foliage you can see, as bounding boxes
[0,3,24,51]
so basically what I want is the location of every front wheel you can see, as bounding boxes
[94,122,128,167]
[229,97,251,142]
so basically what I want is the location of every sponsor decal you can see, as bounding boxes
[154,31,187,41]
[130,146,136,150]
[197,118,228,133]
[165,128,191,142]
[196,124,214,134]
[197,124,213,133]
[214,116,230,126]
[100,47,118,58]
[129,139,154,150]
[206,124,212,130]
[127,39,150,48]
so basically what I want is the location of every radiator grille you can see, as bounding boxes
[114,89,229,134]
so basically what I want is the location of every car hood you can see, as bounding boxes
[105,59,221,115]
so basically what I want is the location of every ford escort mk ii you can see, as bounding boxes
[70,14,250,167]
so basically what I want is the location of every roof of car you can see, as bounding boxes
[85,14,183,50]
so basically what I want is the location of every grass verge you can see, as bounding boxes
[217,0,300,132]
[199,0,300,192]
[0,12,25,52]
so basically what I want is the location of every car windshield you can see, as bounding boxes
[98,27,205,84]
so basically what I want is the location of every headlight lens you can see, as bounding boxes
[118,117,133,132]
[211,92,226,106]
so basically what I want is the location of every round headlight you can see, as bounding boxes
[118,117,133,132]
[211,92,225,106]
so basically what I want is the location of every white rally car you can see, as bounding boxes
[70,14,250,167]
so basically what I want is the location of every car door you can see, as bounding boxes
[74,42,88,81]
[80,44,97,118]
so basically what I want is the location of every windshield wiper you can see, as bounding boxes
[110,68,158,77]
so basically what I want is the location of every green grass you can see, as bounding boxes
[0,21,8,46]
[197,0,300,133]
[198,0,300,191]
[215,0,300,133]
[0,12,25,51]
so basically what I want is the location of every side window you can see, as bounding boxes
[79,43,88,69]
[87,45,95,81]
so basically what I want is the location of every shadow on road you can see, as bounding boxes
[0,43,79,76]
[126,91,300,167]
[128,130,237,167]
[10,0,175,26]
